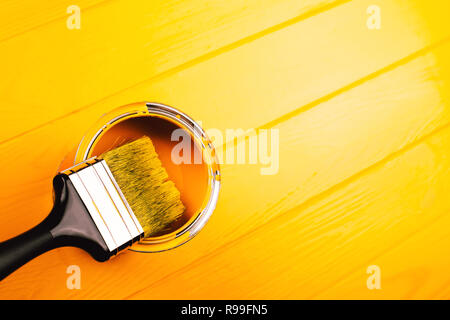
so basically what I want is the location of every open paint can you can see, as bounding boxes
[59,102,220,252]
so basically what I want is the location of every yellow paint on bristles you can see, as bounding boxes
[102,136,185,237]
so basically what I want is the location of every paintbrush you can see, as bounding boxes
[0,136,185,281]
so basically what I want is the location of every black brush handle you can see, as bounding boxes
[0,175,111,281]
[0,176,65,281]
[0,216,55,280]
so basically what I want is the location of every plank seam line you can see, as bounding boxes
[256,39,450,130]
[220,35,450,152]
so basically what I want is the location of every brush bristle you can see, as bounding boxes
[102,136,185,237]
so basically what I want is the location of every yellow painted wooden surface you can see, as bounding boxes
[0,0,450,299]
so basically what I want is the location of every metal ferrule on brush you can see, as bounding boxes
[62,158,144,254]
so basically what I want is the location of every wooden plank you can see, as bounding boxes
[316,189,450,299]
[1,37,449,298]
[0,0,340,140]
[0,0,103,42]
